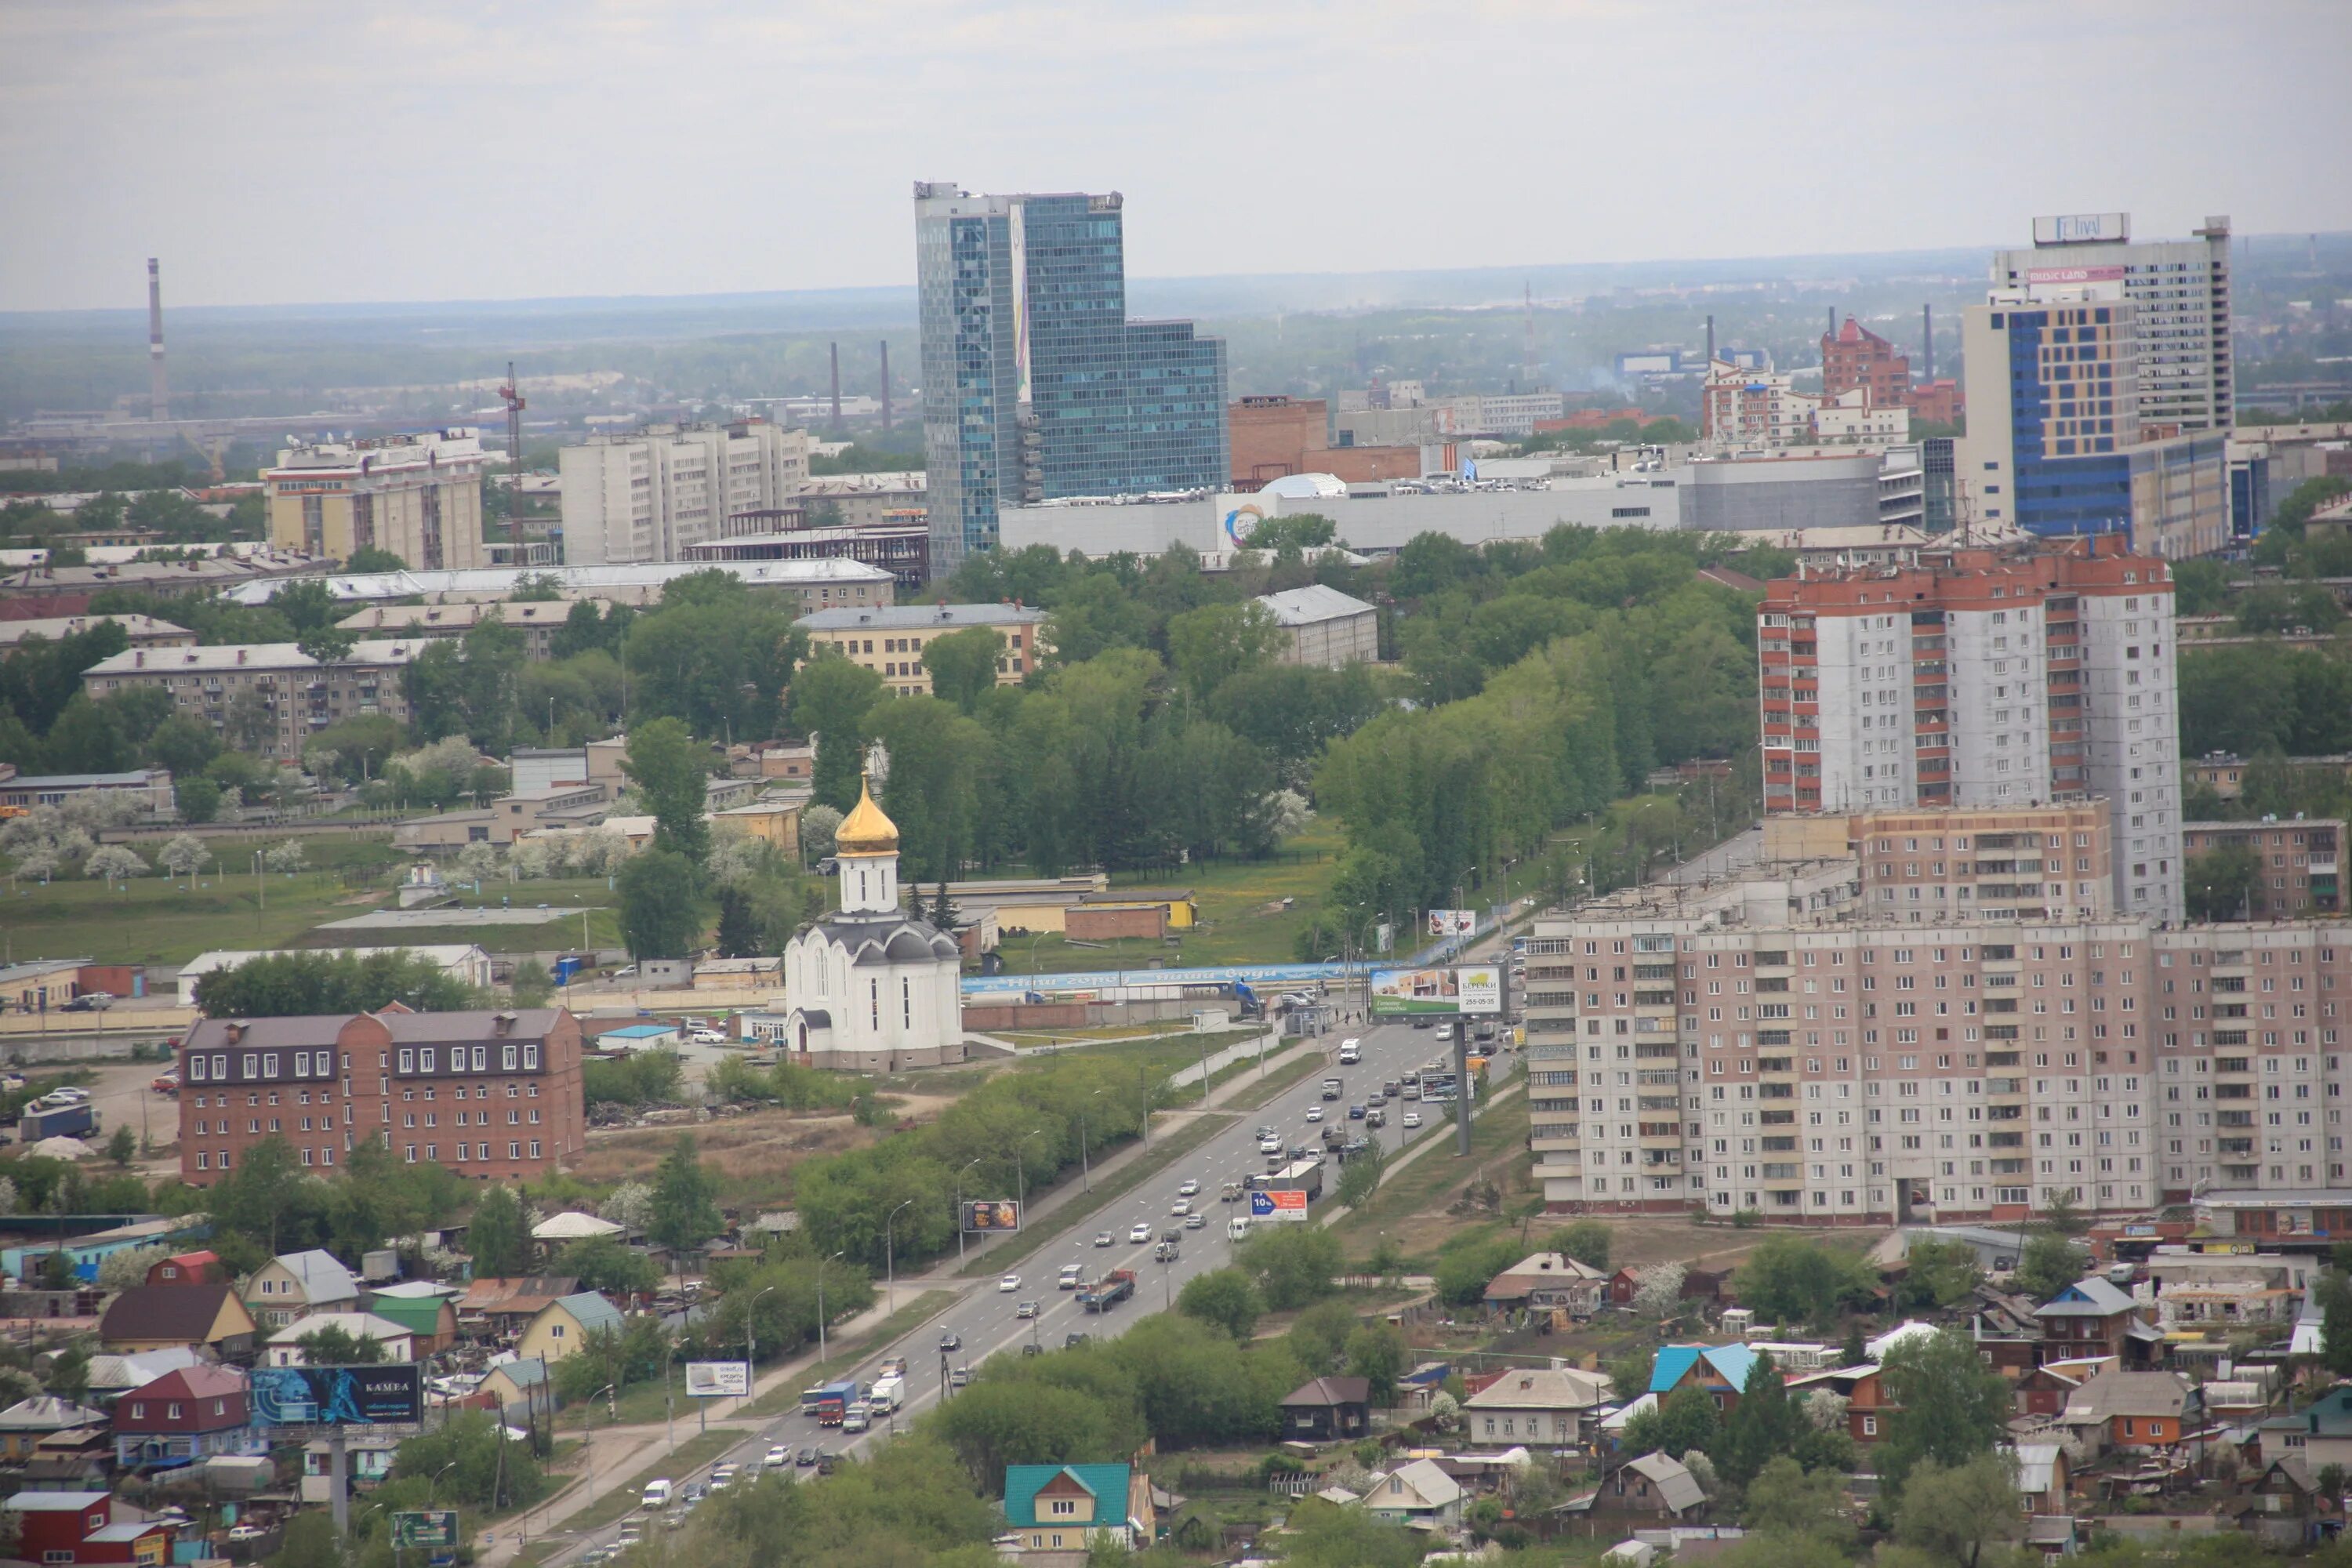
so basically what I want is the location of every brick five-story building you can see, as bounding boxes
[180,1007,586,1185]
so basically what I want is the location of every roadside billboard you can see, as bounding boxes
[1427,909,1475,937]
[391,1513,459,1551]
[251,1365,423,1428]
[1370,967,1503,1017]
[960,1200,1022,1234]
[684,1361,750,1398]
[1248,1189,1309,1224]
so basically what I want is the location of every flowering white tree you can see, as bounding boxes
[1630,1261,1689,1319]
[159,834,212,881]
[599,1180,655,1232]
[1802,1389,1849,1431]
[800,804,843,862]
[85,844,149,888]
[11,849,60,886]
[263,838,307,873]
[1261,789,1312,841]
[564,829,629,877]
[708,833,770,888]
[453,842,503,884]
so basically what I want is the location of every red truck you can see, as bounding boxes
[1079,1269,1135,1312]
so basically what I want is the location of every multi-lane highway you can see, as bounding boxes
[547,1015,1519,1563]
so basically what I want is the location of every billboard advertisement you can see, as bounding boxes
[960,1200,1022,1234]
[684,1361,750,1398]
[1427,909,1475,937]
[2033,212,2130,245]
[1248,1189,1308,1224]
[1370,967,1503,1017]
[251,1365,423,1428]
[391,1513,459,1551]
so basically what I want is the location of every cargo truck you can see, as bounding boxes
[1079,1269,1135,1312]
[17,1103,95,1142]
[868,1374,906,1413]
[803,1378,861,1423]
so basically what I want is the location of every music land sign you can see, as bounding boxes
[252,1365,423,1428]
[1369,966,1501,1017]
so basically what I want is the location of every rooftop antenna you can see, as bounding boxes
[497,361,527,556]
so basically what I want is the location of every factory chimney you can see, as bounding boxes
[147,258,169,423]
[1704,314,1714,366]
[829,342,842,430]
[879,341,891,434]
[1922,304,1934,382]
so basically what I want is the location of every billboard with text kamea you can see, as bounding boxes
[1248,1189,1308,1223]
[251,1364,423,1428]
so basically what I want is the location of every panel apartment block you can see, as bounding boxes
[1759,537,2182,923]
[558,421,811,565]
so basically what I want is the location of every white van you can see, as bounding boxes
[1058,1263,1085,1290]
[641,1479,673,1512]
[1228,1215,1254,1241]
[1338,1039,1361,1065]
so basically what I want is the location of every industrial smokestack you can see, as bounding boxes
[879,340,891,434]
[147,258,168,423]
[1922,304,1934,382]
[1705,314,1715,365]
[1828,307,1837,343]
[829,342,842,430]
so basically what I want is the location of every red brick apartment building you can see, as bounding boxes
[179,1007,586,1185]
[1821,317,1911,410]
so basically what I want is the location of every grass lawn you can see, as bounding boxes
[990,819,1344,974]
[1328,1087,1530,1261]
[0,836,625,967]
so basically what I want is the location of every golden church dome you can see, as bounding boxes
[835,771,899,856]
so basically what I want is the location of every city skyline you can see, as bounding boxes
[3,1,2347,311]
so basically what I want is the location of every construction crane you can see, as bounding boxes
[497,361,526,554]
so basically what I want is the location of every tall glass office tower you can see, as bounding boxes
[913,183,1227,576]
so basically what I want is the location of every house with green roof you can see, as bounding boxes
[362,1294,456,1355]
[1001,1462,1153,1565]
[517,1292,624,1363]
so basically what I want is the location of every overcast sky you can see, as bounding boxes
[5,0,2347,312]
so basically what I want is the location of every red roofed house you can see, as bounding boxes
[114,1366,261,1472]
[2,1491,173,1567]
[143,1252,225,1288]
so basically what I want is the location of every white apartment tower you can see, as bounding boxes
[1759,538,2183,924]
[558,420,811,564]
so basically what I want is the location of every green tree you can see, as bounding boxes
[928,1376,1143,1496]
[1623,1383,1720,1460]
[1344,1321,1407,1406]
[1334,1140,1385,1207]
[1287,1298,1359,1377]
[1237,1225,1342,1311]
[789,652,887,810]
[510,959,553,1007]
[106,1127,137,1167]
[344,546,407,572]
[391,1408,548,1510]
[173,775,223,824]
[1893,1455,2024,1568]
[295,1322,385,1365]
[617,847,703,960]
[650,1134,724,1252]
[468,1183,530,1278]
[1875,1330,2012,1499]
[1734,1235,1875,1327]
[622,717,710,866]
[1166,600,1285,703]
[1552,1219,1612,1269]
[2185,842,2262,921]
[296,625,357,665]
[713,886,762,959]
[206,1136,312,1254]
[1714,1349,1801,1490]
[2013,1232,2088,1300]
[556,1234,661,1297]
[1897,1237,1985,1310]
[1742,1456,1853,1543]
[191,949,478,1017]
[1177,1268,1265,1341]
[920,625,1007,714]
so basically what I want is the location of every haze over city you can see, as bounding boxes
[5,0,2350,310]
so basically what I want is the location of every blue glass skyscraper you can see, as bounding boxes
[914,183,1228,576]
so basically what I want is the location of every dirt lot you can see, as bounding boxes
[574,1106,877,1207]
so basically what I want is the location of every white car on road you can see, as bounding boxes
[1128,1223,1152,1243]
[1177,1178,1200,1197]
[1305,1105,1324,1122]
[1171,1199,1192,1216]
[997,1273,1022,1292]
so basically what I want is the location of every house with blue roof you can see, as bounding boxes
[1650,1344,1760,1412]
[1001,1462,1154,1565]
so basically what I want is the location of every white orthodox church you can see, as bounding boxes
[780,773,967,1070]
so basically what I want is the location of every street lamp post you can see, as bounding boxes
[1014,1127,1047,1218]
[815,1250,846,1366]
[884,1199,914,1312]
[584,1383,616,1501]
[746,1283,778,1414]
[955,1157,983,1266]
[1080,1090,1109,1192]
